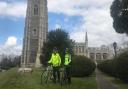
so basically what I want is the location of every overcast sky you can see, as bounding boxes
[0,0,128,55]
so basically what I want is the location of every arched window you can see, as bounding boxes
[90,53,95,60]
[34,5,38,15]
[79,46,81,53]
[82,46,84,53]
[103,53,108,60]
[33,29,37,35]
[76,46,78,53]
[96,53,101,60]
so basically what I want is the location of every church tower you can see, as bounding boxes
[85,31,88,57]
[85,31,88,48]
[21,0,48,67]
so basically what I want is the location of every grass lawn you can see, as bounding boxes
[105,74,128,89]
[0,68,98,89]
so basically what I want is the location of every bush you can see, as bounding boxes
[97,50,128,83]
[115,51,128,82]
[97,59,116,77]
[71,55,96,77]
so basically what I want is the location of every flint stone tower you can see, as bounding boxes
[21,0,48,67]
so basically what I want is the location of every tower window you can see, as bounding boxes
[82,46,84,53]
[34,5,38,15]
[33,29,37,35]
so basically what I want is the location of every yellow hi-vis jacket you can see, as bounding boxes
[64,53,71,66]
[48,53,61,67]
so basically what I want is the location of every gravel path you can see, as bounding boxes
[96,69,117,89]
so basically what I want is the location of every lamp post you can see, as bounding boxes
[113,42,117,57]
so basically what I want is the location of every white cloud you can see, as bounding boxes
[0,0,113,18]
[66,0,128,47]
[0,1,26,18]
[70,12,126,46]
[5,36,17,47]
[48,0,128,47]
[48,0,112,16]
[0,36,22,55]
[54,24,62,29]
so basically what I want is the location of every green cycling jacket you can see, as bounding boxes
[64,53,71,66]
[48,53,61,67]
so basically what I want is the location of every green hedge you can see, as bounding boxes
[97,59,116,77]
[116,51,128,82]
[98,50,128,83]
[72,55,96,77]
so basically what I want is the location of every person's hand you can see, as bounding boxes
[47,63,52,66]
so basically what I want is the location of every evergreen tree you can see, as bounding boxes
[111,0,128,34]
[40,28,75,65]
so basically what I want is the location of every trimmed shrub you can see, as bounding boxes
[115,51,128,82]
[71,55,96,77]
[98,50,128,83]
[97,59,116,77]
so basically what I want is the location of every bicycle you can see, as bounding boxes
[40,65,53,84]
[60,66,68,86]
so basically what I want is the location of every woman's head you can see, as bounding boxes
[53,47,58,53]
[65,48,69,53]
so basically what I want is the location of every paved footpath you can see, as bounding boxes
[96,69,118,89]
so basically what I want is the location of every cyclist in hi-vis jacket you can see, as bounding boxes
[48,47,61,83]
[64,48,71,84]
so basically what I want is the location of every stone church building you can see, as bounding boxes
[73,32,113,60]
[21,0,48,67]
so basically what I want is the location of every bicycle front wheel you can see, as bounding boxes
[60,71,66,86]
[41,71,49,84]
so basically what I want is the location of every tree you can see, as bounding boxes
[111,0,128,34]
[0,55,21,69]
[0,57,13,70]
[12,56,21,67]
[40,28,75,65]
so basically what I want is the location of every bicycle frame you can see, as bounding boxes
[60,67,67,86]
[41,65,53,84]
